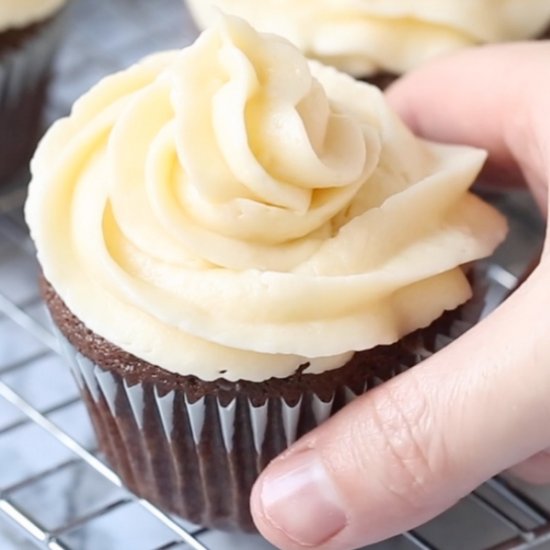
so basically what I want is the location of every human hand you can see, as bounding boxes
[250,42,550,550]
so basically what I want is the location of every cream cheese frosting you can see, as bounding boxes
[186,0,550,76]
[26,16,507,382]
[0,0,66,32]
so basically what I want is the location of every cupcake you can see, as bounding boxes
[0,0,68,185]
[185,0,550,87]
[26,16,507,531]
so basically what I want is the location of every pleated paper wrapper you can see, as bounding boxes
[53,281,486,531]
[0,9,66,183]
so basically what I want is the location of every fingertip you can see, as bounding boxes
[250,471,272,542]
[382,43,550,191]
[250,469,288,549]
[248,382,454,550]
[383,54,459,134]
[384,77,418,131]
[251,450,348,549]
[251,457,302,550]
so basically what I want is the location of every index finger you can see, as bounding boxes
[386,42,550,210]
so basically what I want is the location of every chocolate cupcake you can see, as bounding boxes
[185,0,550,88]
[43,277,485,531]
[0,0,68,184]
[26,16,507,531]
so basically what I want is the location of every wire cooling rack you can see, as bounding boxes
[1,0,549,549]
[1,176,549,550]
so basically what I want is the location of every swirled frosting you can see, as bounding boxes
[26,16,507,382]
[186,0,550,76]
[0,0,66,32]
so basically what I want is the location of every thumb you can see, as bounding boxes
[250,265,550,549]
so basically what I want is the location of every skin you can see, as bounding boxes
[250,43,550,550]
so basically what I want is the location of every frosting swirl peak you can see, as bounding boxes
[26,17,507,381]
[167,19,380,270]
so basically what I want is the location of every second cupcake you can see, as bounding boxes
[0,0,68,185]
[185,0,550,88]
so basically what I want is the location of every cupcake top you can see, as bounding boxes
[0,0,66,32]
[187,0,550,76]
[26,16,506,382]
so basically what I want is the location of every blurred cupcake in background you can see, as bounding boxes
[0,0,68,185]
[185,0,550,88]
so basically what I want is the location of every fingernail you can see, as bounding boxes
[260,450,347,546]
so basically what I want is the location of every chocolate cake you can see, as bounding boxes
[43,277,480,531]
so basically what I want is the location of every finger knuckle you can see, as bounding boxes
[364,379,447,511]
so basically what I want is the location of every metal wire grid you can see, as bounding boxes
[0,185,209,550]
[1,0,549,548]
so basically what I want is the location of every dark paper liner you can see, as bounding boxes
[0,10,66,185]
[49,276,486,532]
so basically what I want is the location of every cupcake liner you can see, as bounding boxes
[0,10,66,184]
[55,331,395,530]
[50,279,485,531]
